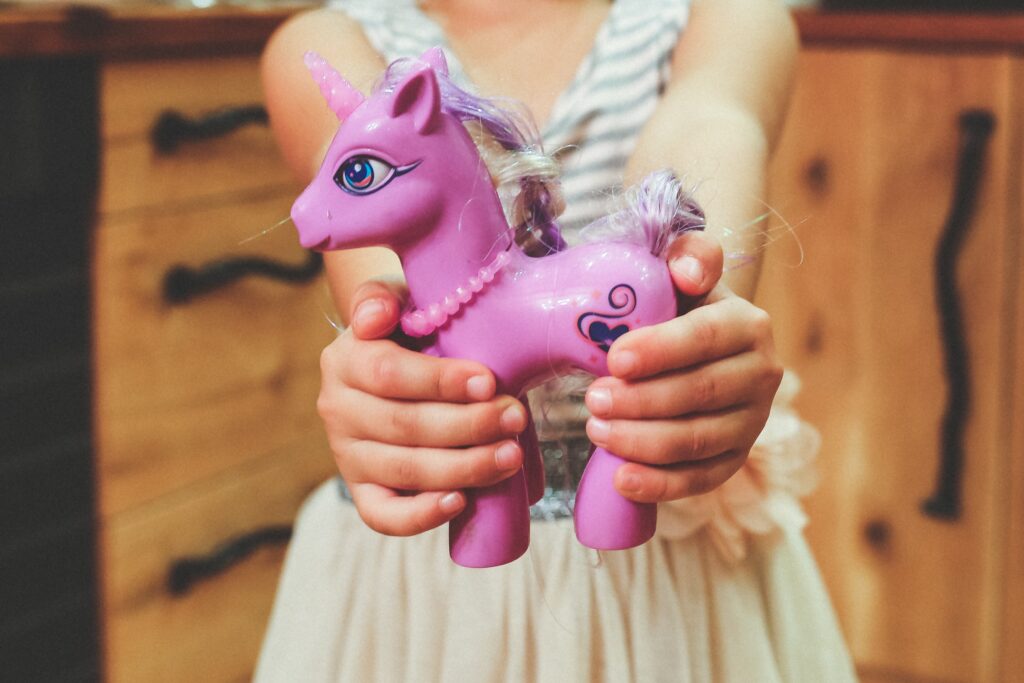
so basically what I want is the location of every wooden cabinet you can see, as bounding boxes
[758,49,1022,683]
[93,55,338,682]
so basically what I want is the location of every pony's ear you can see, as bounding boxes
[418,46,449,77]
[388,65,442,134]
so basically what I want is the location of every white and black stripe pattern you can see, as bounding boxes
[332,0,691,240]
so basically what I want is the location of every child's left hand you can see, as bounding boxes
[585,230,783,503]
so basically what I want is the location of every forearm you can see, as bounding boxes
[624,0,797,300]
[626,101,770,299]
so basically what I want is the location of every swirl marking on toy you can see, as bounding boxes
[576,284,637,352]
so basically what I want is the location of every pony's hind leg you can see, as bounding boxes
[519,400,545,505]
[573,447,657,550]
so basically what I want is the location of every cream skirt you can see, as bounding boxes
[255,376,858,682]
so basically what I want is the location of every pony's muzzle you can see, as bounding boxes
[290,193,331,251]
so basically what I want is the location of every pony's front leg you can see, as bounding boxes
[449,471,530,567]
[574,447,657,550]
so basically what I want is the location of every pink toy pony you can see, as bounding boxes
[292,49,704,568]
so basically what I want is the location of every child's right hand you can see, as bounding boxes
[318,279,529,536]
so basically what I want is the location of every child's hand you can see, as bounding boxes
[317,280,529,536]
[584,231,783,503]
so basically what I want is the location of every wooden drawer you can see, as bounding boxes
[100,56,296,217]
[94,193,336,517]
[759,50,1016,683]
[102,431,336,683]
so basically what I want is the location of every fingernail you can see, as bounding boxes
[586,387,612,415]
[439,492,463,514]
[353,299,385,326]
[495,442,521,469]
[466,375,492,402]
[587,417,611,444]
[500,404,526,432]
[619,471,642,493]
[674,255,704,286]
[610,350,637,377]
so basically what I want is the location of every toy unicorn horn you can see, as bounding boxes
[292,49,704,568]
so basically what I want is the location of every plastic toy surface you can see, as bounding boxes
[292,48,703,567]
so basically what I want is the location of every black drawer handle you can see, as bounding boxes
[151,104,268,154]
[921,110,995,522]
[167,525,293,596]
[163,251,323,304]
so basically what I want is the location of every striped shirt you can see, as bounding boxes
[330,0,691,238]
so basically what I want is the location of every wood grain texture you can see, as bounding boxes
[102,57,267,141]
[93,193,336,517]
[795,11,1024,50]
[758,49,1016,683]
[0,5,295,59]
[998,57,1024,683]
[102,431,335,683]
[100,57,297,217]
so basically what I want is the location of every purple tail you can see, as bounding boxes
[580,170,705,257]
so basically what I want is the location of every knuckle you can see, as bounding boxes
[315,390,334,422]
[685,425,709,460]
[684,469,716,497]
[648,438,676,465]
[612,426,641,460]
[386,455,420,490]
[691,373,717,410]
[331,438,354,466]
[451,451,480,485]
[437,362,468,400]
[648,473,670,501]
[471,403,503,443]
[369,349,397,389]
[748,307,773,339]
[622,386,648,419]
[385,404,415,440]
[318,345,335,376]
[434,365,450,399]
[688,314,718,352]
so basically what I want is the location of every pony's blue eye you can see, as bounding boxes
[335,156,395,194]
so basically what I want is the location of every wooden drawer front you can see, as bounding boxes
[759,50,1015,683]
[100,57,296,217]
[94,194,336,517]
[103,432,336,683]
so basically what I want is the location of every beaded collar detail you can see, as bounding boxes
[401,250,512,337]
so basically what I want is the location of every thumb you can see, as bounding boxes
[666,230,724,299]
[349,279,408,340]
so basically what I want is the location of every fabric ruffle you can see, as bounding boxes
[658,372,820,562]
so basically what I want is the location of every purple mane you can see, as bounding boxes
[375,54,568,255]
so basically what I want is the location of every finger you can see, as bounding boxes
[342,439,524,490]
[585,408,762,465]
[342,389,529,447]
[349,482,465,536]
[614,450,748,503]
[666,230,724,299]
[608,296,767,379]
[349,279,408,340]
[340,338,496,402]
[586,351,783,419]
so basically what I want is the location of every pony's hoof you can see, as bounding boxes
[574,447,657,550]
